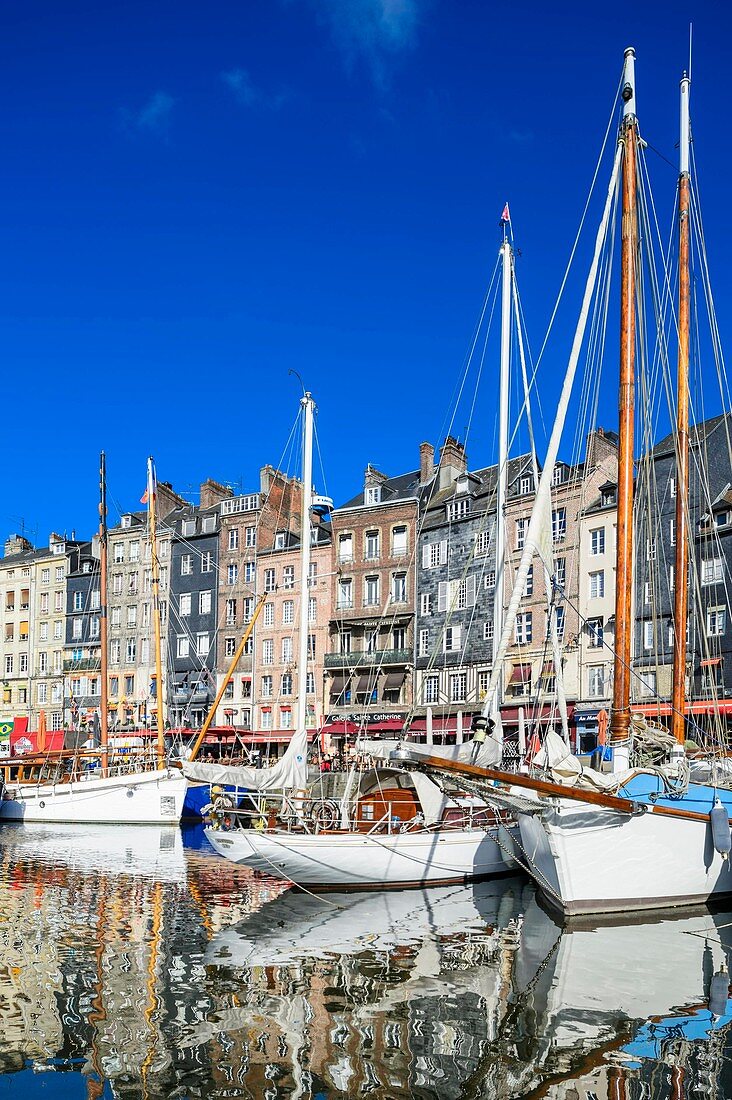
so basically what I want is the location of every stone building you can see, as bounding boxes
[325,446,432,738]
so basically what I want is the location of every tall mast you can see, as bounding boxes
[297,394,315,737]
[98,452,109,775]
[492,229,511,709]
[610,47,639,743]
[671,72,692,744]
[147,458,166,767]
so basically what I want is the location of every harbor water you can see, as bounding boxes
[1,822,731,1098]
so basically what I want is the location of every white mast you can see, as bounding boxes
[297,393,315,736]
[493,233,511,700]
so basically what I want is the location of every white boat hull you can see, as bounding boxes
[518,800,732,916]
[206,824,515,888]
[0,769,187,825]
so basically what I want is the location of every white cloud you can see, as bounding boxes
[121,91,175,135]
[306,0,424,88]
[221,68,290,110]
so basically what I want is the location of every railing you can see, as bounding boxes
[63,658,102,672]
[325,648,411,668]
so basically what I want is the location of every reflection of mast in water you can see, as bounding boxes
[141,881,164,1099]
[85,872,108,1100]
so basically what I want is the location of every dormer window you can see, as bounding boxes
[275,531,286,550]
[551,465,565,487]
[716,510,730,528]
[121,515,132,529]
[82,562,92,574]
[519,475,533,495]
[601,486,617,507]
[365,486,381,506]
[182,519,196,537]
[447,498,469,522]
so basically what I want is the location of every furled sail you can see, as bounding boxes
[182,726,309,791]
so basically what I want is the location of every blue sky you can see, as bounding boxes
[1,0,730,542]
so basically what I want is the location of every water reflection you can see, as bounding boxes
[0,823,731,1098]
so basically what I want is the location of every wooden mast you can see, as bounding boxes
[610,47,639,744]
[98,452,109,775]
[671,72,692,744]
[147,458,166,768]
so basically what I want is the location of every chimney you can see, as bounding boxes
[200,479,232,510]
[155,480,187,520]
[4,534,32,558]
[438,436,468,492]
[419,442,435,485]
[586,428,618,469]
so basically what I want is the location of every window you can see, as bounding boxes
[552,508,566,542]
[437,576,476,613]
[589,570,605,599]
[201,552,213,574]
[707,607,727,637]
[588,665,606,698]
[338,533,354,563]
[179,593,192,617]
[39,623,48,641]
[717,511,730,528]
[20,653,28,673]
[283,600,294,624]
[555,558,566,589]
[447,498,469,522]
[587,618,604,647]
[113,542,124,563]
[227,563,238,585]
[392,525,408,556]
[519,475,533,495]
[364,575,380,606]
[225,637,236,658]
[243,597,253,622]
[473,529,491,557]
[702,661,724,694]
[391,573,407,603]
[261,707,272,730]
[140,639,149,663]
[483,620,494,642]
[54,590,64,612]
[40,593,49,614]
[263,568,275,592]
[125,638,136,663]
[308,634,316,659]
[281,707,293,728]
[423,675,439,705]
[553,605,565,642]
[261,675,273,698]
[281,673,293,696]
[643,621,654,649]
[669,519,675,547]
[337,577,353,610]
[245,526,257,547]
[551,464,564,486]
[181,555,192,576]
[365,530,380,560]
[702,558,724,585]
[590,527,605,555]
[669,566,675,592]
[73,590,84,611]
[159,568,168,590]
[199,591,212,615]
[124,675,135,696]
[37,683,47,704]
[523,565,533,598]
[127,605,137,627]
[41,568,50,585]
[72,618,83,640]
[643,582,651,605]
[365,486,381,505]
[306,672,315,694]
[516,517,529,551]
[264,603,274,627]
[196,633,209,657]
[55,565,64,582]
[262,639,274,664]
[228,528,239,551]
[365,628,378,654]
[420,593,432,615]
[202,516,215,534]
[422,541,448,569]
[638,670,657,697]
[110,640,120,664]
[282,637,293,663]
[308,597,317,623]
[484,570,496,591]
[340,629,352,654]
[225,598,237,625]
[515,612,533,645]
[647,539,656,561]
[275,531,286,550]
[129,540,140,561]
[443,625,462,653]
[450,672,467,702]
[418,628,430,657]
[669,475,676,498]
[176,635,189,658]
[128,572,138,595]
[282,565,295,589]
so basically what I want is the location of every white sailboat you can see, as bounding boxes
[0,455,186,824]
[185,392,514,888]
[398,49,732,917]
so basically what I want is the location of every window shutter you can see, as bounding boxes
[422,544,431,568]
[465,574,476,607]
[437,582,448,612]
[439,540,448,565]
[453,624,461,648]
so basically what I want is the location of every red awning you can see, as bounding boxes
[320,720,360,736]
[633,700,732,717]
[509,664,532,684]
[369,718,406,732]
[700,658,722,667]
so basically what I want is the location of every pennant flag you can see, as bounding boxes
[500,202,510,223]
[140,489,149,504]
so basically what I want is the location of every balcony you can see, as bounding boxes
[63,658,102,672]
[325,648,411,669]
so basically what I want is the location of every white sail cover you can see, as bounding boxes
[182,726,309,791]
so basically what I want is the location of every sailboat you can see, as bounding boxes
[0,455,187,824]
[397,49,732,916]
[184,392,514,888]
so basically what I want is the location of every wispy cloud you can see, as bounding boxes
[303,0,424,88]
[221,68,290,110]
[120,91,175,136]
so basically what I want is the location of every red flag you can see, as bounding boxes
[140,489,149,505]
[500,202,510,223]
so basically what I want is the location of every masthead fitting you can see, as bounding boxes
[680,71,691,176]
[621,47,637,119]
